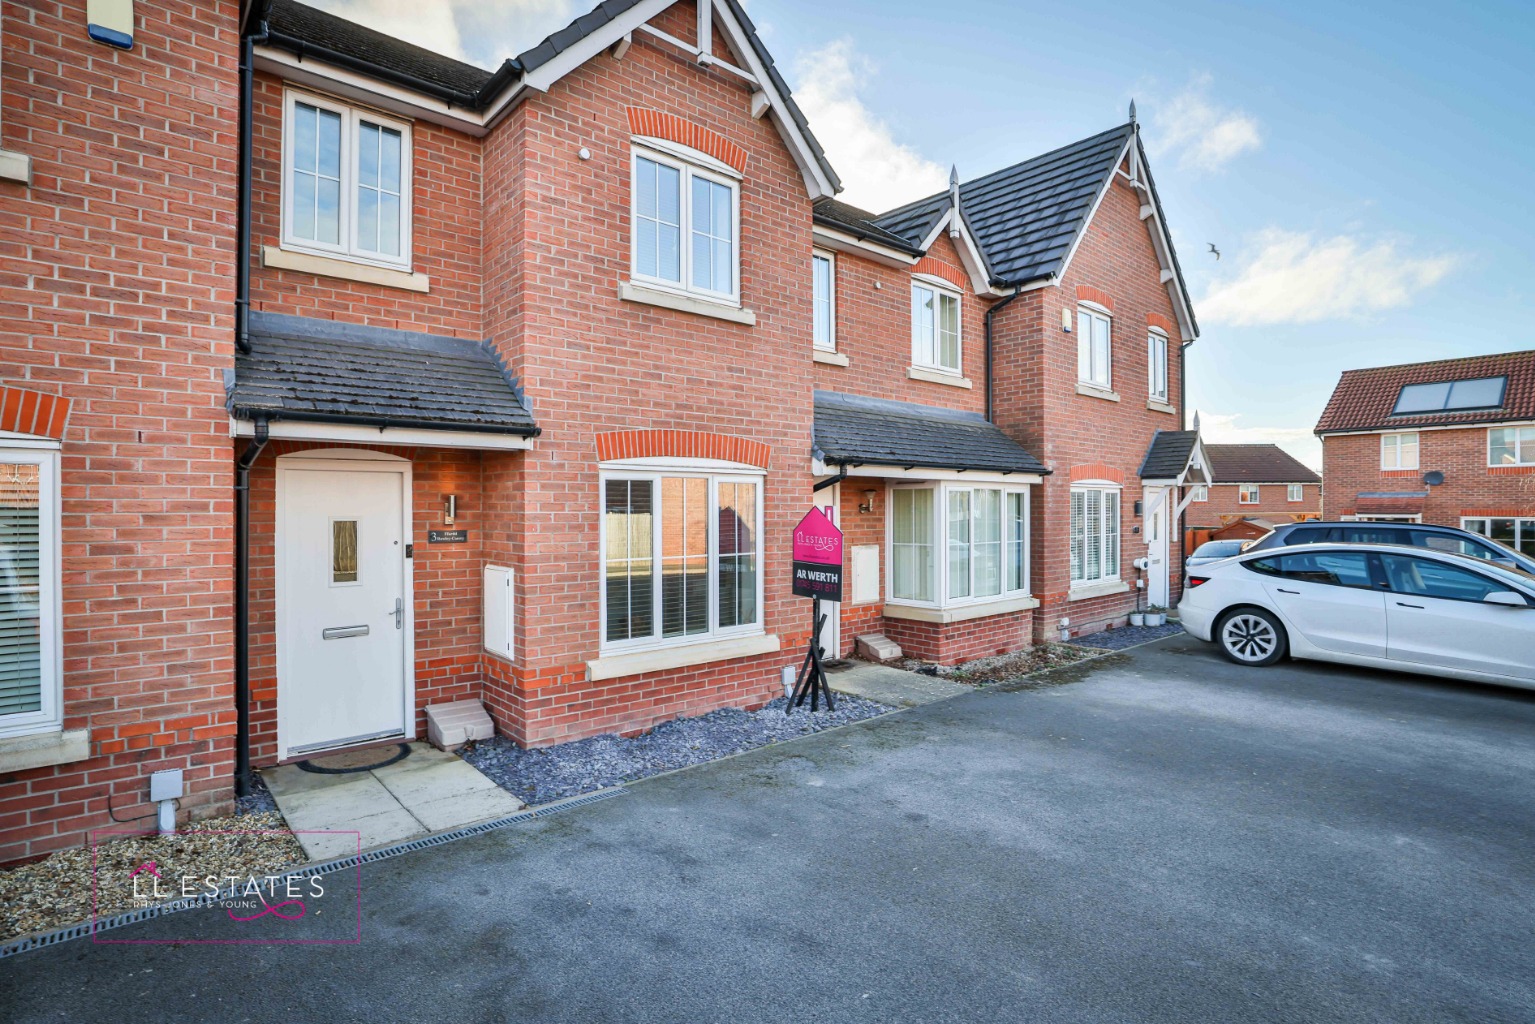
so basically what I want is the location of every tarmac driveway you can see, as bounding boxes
[4,634,1533,1022]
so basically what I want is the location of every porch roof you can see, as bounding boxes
[229,313,539,436]
[812,390,1048,476]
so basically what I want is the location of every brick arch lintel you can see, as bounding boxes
[596,430,770,469]
[1146,312,1178,335]
[626,108,748,174]
[1069,463,1125,484]
[0,386,70,440]
[913,257,969,291]
[1075,285,1115,312]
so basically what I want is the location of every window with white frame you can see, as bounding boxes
[1380,431,1419,470]
[1239,484,1260,504]
[911,280,961,374]
[601,468,761,652]
[0,444,60,737]
[282,91,412,268]
[1288,484,1304,502]
[1069,485,1120,586]
[1147,330,1168,402]
[812,251,835,351]
[631,146,739,303]
[889,484,1028,606]
[1077,305,1112,389]
[1462,517,1535,559]
[1190,484,1208,502]
[1488,425,1535,467]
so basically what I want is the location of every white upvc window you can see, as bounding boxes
[1190,484,1208,502]
[1288,484,1304,502]
[888,483,1029,607]
[1462,517,1535,559]
[631,145,740,304]
[0,443,61,738]
[1069,484,1120,586]
[600,467,762,654]
[1239,484,1260,504]
[1488,425,1535,467]
[911,279,962,374]
[812,250,836,351]
[1147,329,1169,402]
[281,90,412,269]
[1077,304,1112,389]
[1380,431,1419,470]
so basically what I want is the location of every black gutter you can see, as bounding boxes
[812,465,846,492]
[261,27,520,109]
[822,458,1051,476]
[811,215,925,257]
[983,285,1024,423]
[233,418,269,798]
[228,407,542,438]
[236,10,271,354]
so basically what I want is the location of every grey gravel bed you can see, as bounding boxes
[1067,622,1184,650]
[235,772,278,815]
[462,695,891,805]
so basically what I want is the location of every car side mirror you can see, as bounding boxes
[1483,591,1529,608]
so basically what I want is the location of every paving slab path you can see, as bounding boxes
[826,659,971,706]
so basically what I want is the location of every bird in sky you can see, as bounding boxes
[1207,243,1221,260]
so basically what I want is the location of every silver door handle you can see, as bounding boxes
[392,598,404,629]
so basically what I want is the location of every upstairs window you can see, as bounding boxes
[1489,426,1535,467]
[812,251,835,351]
[911,281,961,374]
[1381,432,1419,470]
[1239,485,1260,504]
[1147,330,1169,402]
[282,91,411,268]
[1190,484,1208,502]
[1393,377,1506,415]
[632,146,739,303]
[1288,484,1304,502]
[1077,305,1112,390]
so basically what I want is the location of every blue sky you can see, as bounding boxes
[314,0,1535,467]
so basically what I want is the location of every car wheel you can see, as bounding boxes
[1216,608,1287,666]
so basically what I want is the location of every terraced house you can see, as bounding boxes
[0,0,1203,862]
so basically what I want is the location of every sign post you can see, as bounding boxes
[788,506,843,713]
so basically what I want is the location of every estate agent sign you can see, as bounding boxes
[791,506,843,602]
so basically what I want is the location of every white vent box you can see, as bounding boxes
[483,564,515,660]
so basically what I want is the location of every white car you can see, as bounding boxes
[1178,543,1535,689]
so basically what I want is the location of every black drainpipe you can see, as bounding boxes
[233,418,269,797]
[236,15,269,354]
[983,285,1025,422]
[812,465,846,492]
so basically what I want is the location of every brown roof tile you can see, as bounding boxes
[1204,444,1320,484]
[1315,350,1535,434]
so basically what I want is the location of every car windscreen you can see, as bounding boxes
[1192,541,1245,559]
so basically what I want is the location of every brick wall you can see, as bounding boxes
[1322,428,1535,522]
[0,0,241,862]
[1188,482,1322,527]
[883,609,1035,664]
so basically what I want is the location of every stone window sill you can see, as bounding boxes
[0,150,33,186]
[1068,580,1131,602]
[1147,398,1176,415]
[1077,383,1121,402]
[263,245,429,293]
[619,281,756,325]
[908,366,973,389]
[813,349,849,366]
[0,727,89,773]
[588,633,780,681]
[883,594,1039,624]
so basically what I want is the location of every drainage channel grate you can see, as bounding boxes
[0,787,626,960]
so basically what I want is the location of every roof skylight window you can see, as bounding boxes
[1391,376,1506,415]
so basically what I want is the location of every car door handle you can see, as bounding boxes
[1276,588,1300,595]
[1395,602,1424,609]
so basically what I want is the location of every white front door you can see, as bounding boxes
[278,462,410,758]
[1146,486,1171,608]
[819,489,841,659]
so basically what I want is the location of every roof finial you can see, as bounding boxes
[948,166,961,235]
[1191,410,1201,432]
[949,164,959,188]
[1128,99,1137,124]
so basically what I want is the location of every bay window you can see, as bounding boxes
[282,91,412,268]
[890,483,1028,607]
[632,146,739,303]
[912,281,961,374]
[1488,426,1535,466]
[0,444,60,737]
[1069,485,1120,586]
[601,470,761,652]
[1077,305,1112,389]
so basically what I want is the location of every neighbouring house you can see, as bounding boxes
[0,0,1203,863]
[1315,350,1535,559]
[1188,443,1322,528]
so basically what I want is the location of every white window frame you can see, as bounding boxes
[1462,516,1535,557]
[1287,484,1304,503]
[1077,303,1113,390]
[884,482,1030,610]
[280,89,414,271]
[598,463,765,656]
[812,249,836,352]
[0,441,62,739]
[1069,482,1121,588]
[1487,425,1535,467]
[629,143,741,306]
[1147,328,1169,402]
[1190,484,1208,503]
[910,276,963,375]
[1380,431,1419,470]
[1239,484,1260,505]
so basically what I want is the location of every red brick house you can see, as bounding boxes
[1316,351,1535,559]
[1189,443,1321,528]
[0,0,1202,862]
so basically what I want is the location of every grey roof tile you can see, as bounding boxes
[813,198,925,255]
[1139,430,1201,479]
[230,313,538,435]
[814,391,1047,475]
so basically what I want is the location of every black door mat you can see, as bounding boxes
[296,743,412,775]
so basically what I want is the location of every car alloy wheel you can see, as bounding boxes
[1221,612,1280,664]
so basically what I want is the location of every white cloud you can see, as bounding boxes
[311,0,578,70]
[791,40,947,213]
[1198,228,1459,327]
[1195,411,1322,471]
[1150,75,1261,173]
